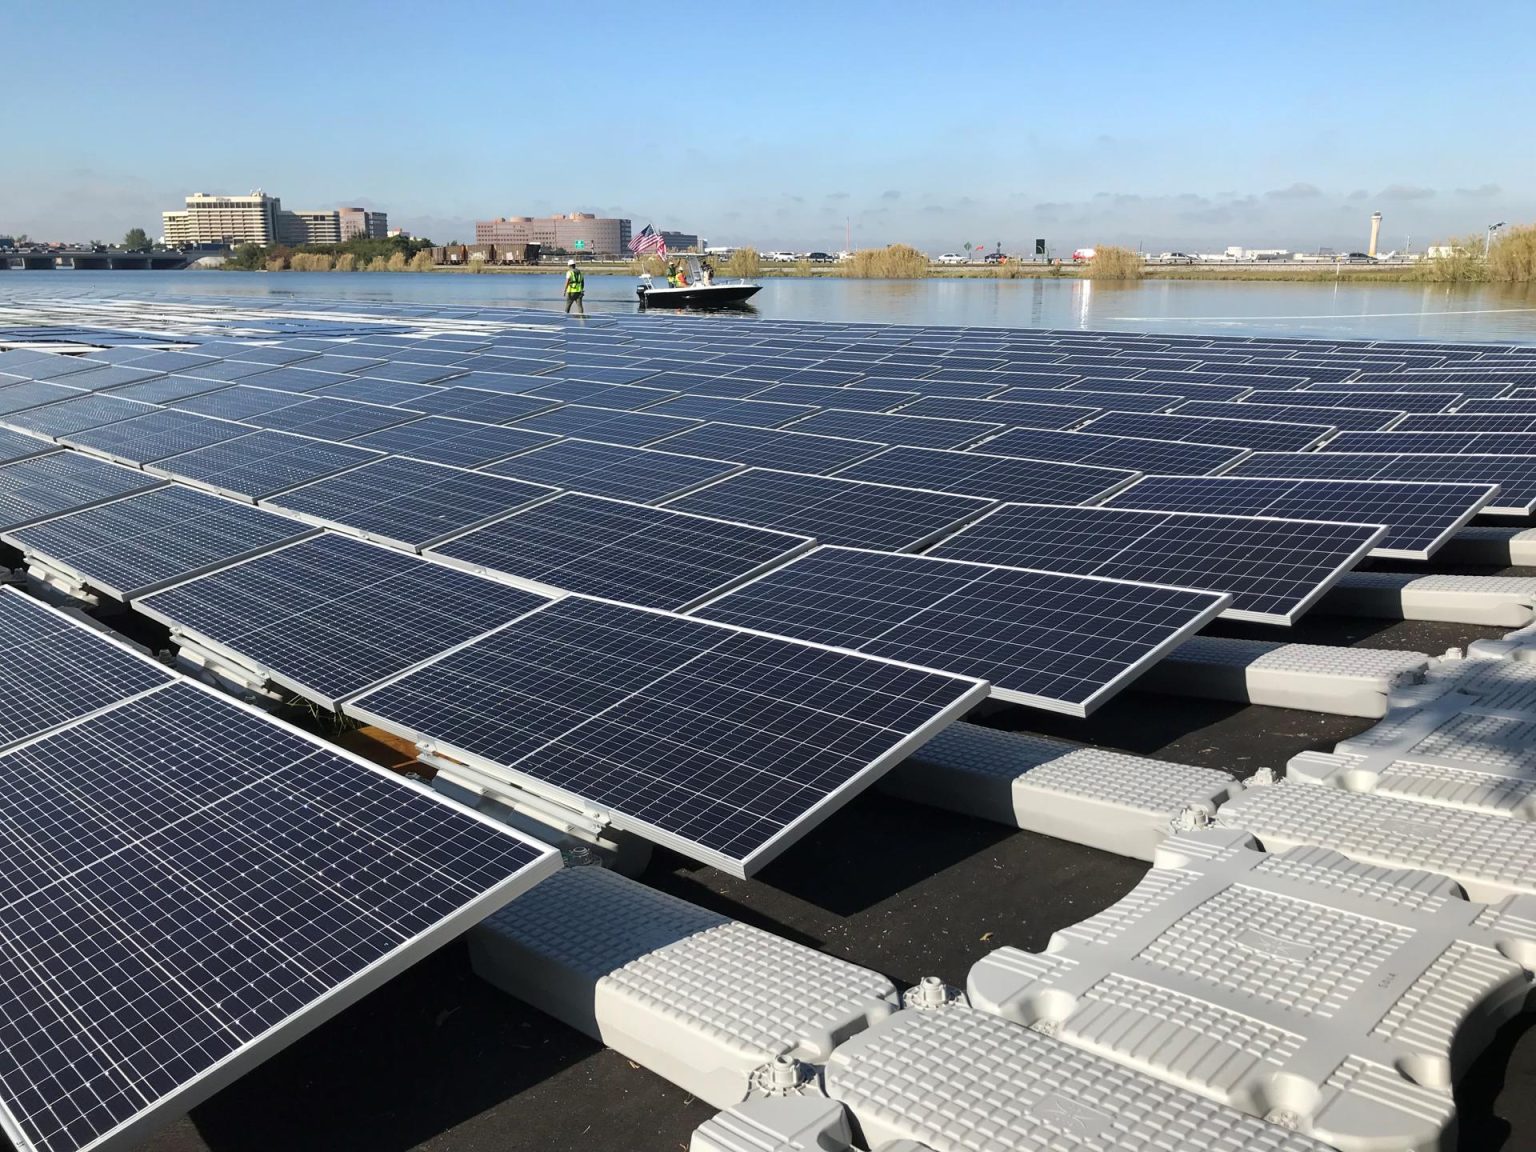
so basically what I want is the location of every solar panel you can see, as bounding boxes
[0,673,555,1152]
[1394,412,1536,433]
[640,394,818,428]
[894,395,1100,430]
[847,375,1007,398]
[1178,399,1405,432]
[262,456,557,551]
[995,385,1182,412]
[504,404,701,446]
[1459,397,1536,412]
[104,374,233,405]
[348,415,556,468]
[137,533,551,708]
[1105,474,1496,560]
[244,395,418,440]
[483,438,739,502]
[691,546,1228,714]
[1078,410,1335,452]
[236,366,357,393]
[1223,452,1536,516]
[832,445,1136,505]
[224,344,320,366]
[148,430,381,501]
[353,360,466,385]
[343,594,985,875]
[400,386,559,423]
[786,409,1005,449]
[0,589,173,746]
[0,428,57,466]
[7,354,107,380]
[0,452,165,530]
[1244,389,1461,414]
[4,484,319,600]
[523,380,674,409]
[427,491,812,610]
[0,394,157,441]
[1068,376,1251,402]
[927,502,1383,624]
[310,377,442,407]
[1323,430,1536,456]
[0,381,86,416]
[170,384,309,422]
[977,426,1247,474]
[666,467,992,550]
[173,358,278,382]
[745,383,918,411]
[651,422,887,474]
[60,409,252,465]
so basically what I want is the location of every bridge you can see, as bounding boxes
[1,249,196,270]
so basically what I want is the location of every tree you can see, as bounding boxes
[122,228,150,251]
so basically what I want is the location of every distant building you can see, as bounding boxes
[659,231,699,252]
[339,206,389,241]
[475,212,631,257]
[276,209,341,246]
[162,193,387,248]
[387,227,410,240]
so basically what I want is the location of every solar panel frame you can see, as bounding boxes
[1394,411,1536,433]
[0,452,167,531]
[1221,451,1536,516]
[343,593,988,877]
[975,425,1249,475]
[688,545,1230,715]
[785,408,1007,450]
[649,421,888,475]
[638,394,819,428]
[146,430,383,502]
[58,410,253,467]
[830,445,1138,505]
[1174,398,1406,432]
[1323,429,1536,455]
[1077,410,1336,452]
[347,415,557,469]
[482,437,742,503]
[503,404,703,447]
[893,395,1102,430]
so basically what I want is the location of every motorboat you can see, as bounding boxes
[636,255,760,309]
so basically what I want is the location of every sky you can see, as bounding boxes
[1,0,1530,255]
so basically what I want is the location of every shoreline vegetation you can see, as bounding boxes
[220,225,1536,284]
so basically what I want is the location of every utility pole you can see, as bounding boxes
[1486,222,1507,257]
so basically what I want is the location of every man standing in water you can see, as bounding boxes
[563,259,585,315]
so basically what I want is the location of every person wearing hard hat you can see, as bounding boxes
[563,259,585,315]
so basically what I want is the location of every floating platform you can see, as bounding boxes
[1319,570,1536,626]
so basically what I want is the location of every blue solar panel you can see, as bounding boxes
[401,386,559,423]
[4,484,318,600]
[246,396,419,440]
[0,452,165,530]
[927,502,1383,624]
[1078,410,1335,452]
[483,438,739,502]
[137,533,551,707]
[148,430,381,501]
[832,445,1135,505]
[170,385,308,421]
[1069,376,1252,402]
[666,467,992,550]
[895,395,1100,430]
[641,394,817,428]
[1459,397,1536,412]
[61,409,252,465]
[353,360,466,385]
[745,383,917,411]
[54,364,166,392]
[995,385,1183,412]
[1323,430,1536,455]
[787,408,1004,450]
[1224,452,1536,516]
[310,377,442,407]
[524,380,675,409]
[0,381,87,416]
[104,374,234,405]
[348,415,556,468]
[1394,412,1536,433]
[1,394,157,441]
[652,422,886,475]
[977,426,1247,474]
[505,404,701,446]
[0,428,57,465]
[1106,474,1495,560]
[1180,399,1404,432]
[427,492,812,610]
[263,456,556,550]
[691,546,1228,714]
[344,594,984,875]
[1245,389,1461,413]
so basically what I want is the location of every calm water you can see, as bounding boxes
[5,270,1536,343]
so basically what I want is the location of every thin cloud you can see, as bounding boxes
[1378,184,1435,200]
[1455,183,1501,197]
[1265,182,1322,200]
[881,190,901,201]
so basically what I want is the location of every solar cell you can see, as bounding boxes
[137,533,551,707]
[56,364,166,392]
[1394,412,1536,433]
[640,394,817,428]
[691,546,1228,713]
[148,430,381,501]
[172,358,278,382]
[504,404,701,446]
[927,502,1383,624]
[786,408,1005,450]
[348,415,555,468]
[61,408,252,465]
[1323,430,1536,455]
[977,426,1247,474]
[1105,474,1495,560]
[427,492,813,609]
[245,395,419,440]
[895,395,1100,430]
[0,394,157,440]
[745,383,918,411]
[263,456,556,550]
[170,384,309,421]
[1178,399,1405,431]
[483,437,739,502]
[0,452,164,530]
[237,366,359,393]
[523,380,674,409]
[666,467,992,550]
[353,360,466,385]
[0,381,86,415]
[832,445,1136,505]
[1459,397,1536,412]
[310,377,442,407]
[5,353,103,380]
[1223,452,1536,516]
[0,428,57,466]
[1078,410,1335,452]
[995,385,1183,412]
[0,674,555,1152]
[1069,376,1252,401]
[104,374,233,405]
[1244,389,1461,414]
[344,594,985,875]
[651,422,886,474]
[400,386,559,423]
[4,484,318,600]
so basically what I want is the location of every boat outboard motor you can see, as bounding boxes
[636,273,651,309]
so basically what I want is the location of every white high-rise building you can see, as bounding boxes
[163,192,386,247]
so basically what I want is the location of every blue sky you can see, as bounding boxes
[2,0,1529,254]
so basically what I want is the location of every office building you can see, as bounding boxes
[276,210,341,246]
[659,231,699,252]
[339,206,389,241]
[475,212,631,256]
[162,193,387,248]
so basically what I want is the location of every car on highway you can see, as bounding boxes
[1155,252,1196,264]
[806,251,833,263]
[936,253,967,265]
[982,251,1008,264]
[1342,252,1377,263]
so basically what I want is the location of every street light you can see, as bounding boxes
[1486,221,1507,256]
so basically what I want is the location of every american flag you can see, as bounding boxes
[629,225,667,256]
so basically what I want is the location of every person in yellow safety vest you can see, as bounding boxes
[665,262,678,288]
[563,259,585,315]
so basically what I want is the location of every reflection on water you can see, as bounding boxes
[4,270,1535,343]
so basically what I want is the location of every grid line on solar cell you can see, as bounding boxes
[1106,474,1496,560]
[262,456,556,550]
[1175,399,1405,432]
[650,422,887,475]
[665,467,993,551]
[690,546,1228,714]
[0,674,554,1152]
[147,431,382,501]
[347,416,556,468]
[973,426,1248,475]
[1323,430,1536,455]
[60,409,252,465]
[344,594,985,875]
[483,438,740,502]
[1078,410,1335,452]
[504,404,701,447]
[4,484,318,600]
[926,502,1383,624]
[785,408,1006,449]
[136,533,552,707]
[0,452,165,530]
[1222,452,1536,515]
[831,445,1136,505]
[427,492,812,610]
